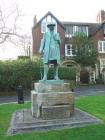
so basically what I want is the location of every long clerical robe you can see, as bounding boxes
[39,31,61,64]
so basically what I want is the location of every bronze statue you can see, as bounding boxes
[39,22,61,81]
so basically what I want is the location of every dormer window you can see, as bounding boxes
[65,25,88,37]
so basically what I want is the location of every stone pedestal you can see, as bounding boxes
[31,81,74,120]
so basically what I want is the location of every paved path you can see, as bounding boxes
[0,85,105,104]
[74,84,105,96]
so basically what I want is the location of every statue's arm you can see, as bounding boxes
[39,33,46,54]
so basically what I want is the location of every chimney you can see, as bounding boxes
[96,10,105,23]
[33,15,37,26]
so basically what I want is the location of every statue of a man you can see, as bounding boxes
[39,22,61,81]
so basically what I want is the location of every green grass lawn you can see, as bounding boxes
[0,95,105,140]
[76,95,105,121]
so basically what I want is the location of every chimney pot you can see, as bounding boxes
[34,15,37,26]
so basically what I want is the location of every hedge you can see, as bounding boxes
[0,60,76,91]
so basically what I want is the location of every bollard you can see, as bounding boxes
[71,88,74,92]
[17,85,24,104]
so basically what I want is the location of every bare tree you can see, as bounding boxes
[20,35,32,57]
[9,34,32,57]
[0,4,22,44]
[0,2,32,59]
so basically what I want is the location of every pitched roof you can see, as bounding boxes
[62,21,102,36]
[33,11,65,30]
[33,12,103,36]
[88,23,102,36]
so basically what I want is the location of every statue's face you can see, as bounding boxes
[48,26,55,31]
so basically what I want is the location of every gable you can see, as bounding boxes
[33,11,65,31]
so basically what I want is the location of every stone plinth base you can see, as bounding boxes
[31,82,74,119]
[34,82,70,93]
[41,105,71,119]
[31,91,74,119]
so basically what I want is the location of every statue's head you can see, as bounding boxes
[47,22,55,31]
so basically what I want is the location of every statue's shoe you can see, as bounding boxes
[54,76,60,80]
[42,76,47,81]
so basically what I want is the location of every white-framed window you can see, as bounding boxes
[65,26,70,37]
[100,59,105,72]
[65,25,88,37]
[41,21,47,33]
[46,15,52,22]
[73,26,78,34]
[73,26,88,36]
[98,41,105,53]
[65,44,75,56]
[41,16,57,33]
[86,26,89,36]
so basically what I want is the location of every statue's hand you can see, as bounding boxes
[53,34,57,41]
[54,33,59,40]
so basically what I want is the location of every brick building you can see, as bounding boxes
[32,10,105,83]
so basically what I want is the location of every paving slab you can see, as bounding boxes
[7,108,102,135]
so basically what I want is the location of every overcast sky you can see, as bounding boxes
[17,0,105,29]
[0,0,105,59]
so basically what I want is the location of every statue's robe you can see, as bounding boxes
[39,31,61,64]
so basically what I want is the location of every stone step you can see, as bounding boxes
[9,118,101,135]
[7,108,102,135]
[16,119,100,128]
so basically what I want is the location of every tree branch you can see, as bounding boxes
[0,5,23,44]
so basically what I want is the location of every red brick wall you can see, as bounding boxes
[57,25,65,57]
[92,28,104,51]
[92,28,105,58]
